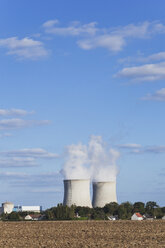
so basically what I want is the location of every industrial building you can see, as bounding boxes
[92,181,117,208]
[0,202,14,214]
[13,205,42,213]
[63,179,92,207]
[0,202,42,214]
[63,179,117,208]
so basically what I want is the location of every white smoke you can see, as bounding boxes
[62,143,90,179]
[88,136,120,182]
[62,135,120,181]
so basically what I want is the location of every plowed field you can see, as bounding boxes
[0,220,165,247]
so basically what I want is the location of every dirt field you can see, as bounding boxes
[0,220,165,248]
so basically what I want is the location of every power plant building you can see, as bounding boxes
[0,202,14,214]
[63,179,92,207]
[92,181,117,208]
[13,206,42,213]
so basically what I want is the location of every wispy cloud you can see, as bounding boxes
[116,62,165,82]
[142,88,165,101]
[43,19,98,36]
[0,157,37,168]
[77,35,125,52]
[78,21,164,52]
[132,146,165,154]
[0,108,34,116]
[0,172,62,194]
[0,37,48,59]
[119,51,165,65]
[0,171,62,189]
[1,148,59,159]
[0,148,59,168]
[118,143,165,154]
[31,187,61,193]
[0,118,50,130]
[118,143,141,149]
[43,20,165,52]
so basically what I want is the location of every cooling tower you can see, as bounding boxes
[92,181,117,208]
[63,179,92,207]
[2,202,14,214]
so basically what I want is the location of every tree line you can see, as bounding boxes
[1,201,165,221]
[44,201,165,220]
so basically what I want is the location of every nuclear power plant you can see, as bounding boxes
[63,179,117,208]
[92,181,117,208]
[63,179,92,207]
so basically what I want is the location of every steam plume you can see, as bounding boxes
[62,143,90,179]
[89,136,119,181]
[62,135,120,181]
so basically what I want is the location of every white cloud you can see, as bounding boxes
[119,51,165,65]
[116,62,165,81]
[142,88,165,101]
[132,146,165,154]
[0,148,59,168]
[78,35,125,52]
[43,19,59,28]
[1,148,59,159]
[0,172,62,190]
[0,157,37,167]
[145,52,165,62]
[0,37,48,59]
[43,20,165,52]
[119,143,165,154]
[43,19,98,36]
[118,143,141,149]
[111,21,165,38]
[31,187,61,193]
[0,118,50,130]
[0,108,34,116]
[0,171,28,178]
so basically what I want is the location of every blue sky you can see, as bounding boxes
[0,0,165,208]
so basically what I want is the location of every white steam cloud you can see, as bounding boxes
[62,143,89,180]
[62,136,120,182]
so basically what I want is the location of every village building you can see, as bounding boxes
[131,213,143,221]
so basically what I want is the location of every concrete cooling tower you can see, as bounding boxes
[92,181,117,208]
[63,179,92,207]
[2,202,14,214]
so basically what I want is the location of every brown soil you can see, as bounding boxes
[0,220,165,248]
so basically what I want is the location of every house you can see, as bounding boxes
[75,212,80,218]
[25,215,33,220]
[30,214,43,221]
[24,214,43,221]
[107,216,117,221]
[143,214,154,220]
[131,213,143,221]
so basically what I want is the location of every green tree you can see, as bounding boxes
[8,212,21,221]
[91,208,106,220]
[145,201,159,217]
[117,205,127,219]
[121,202,133,219]
[75,206,92,218]
[103,202,119,215]
[133,202,145,214]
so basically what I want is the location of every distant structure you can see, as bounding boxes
[13,206,42,213]
[92,181,117,208]
[0,202,14,214]
[63,179,92,207]
[0,203,42,215]
[131,213,143,221]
